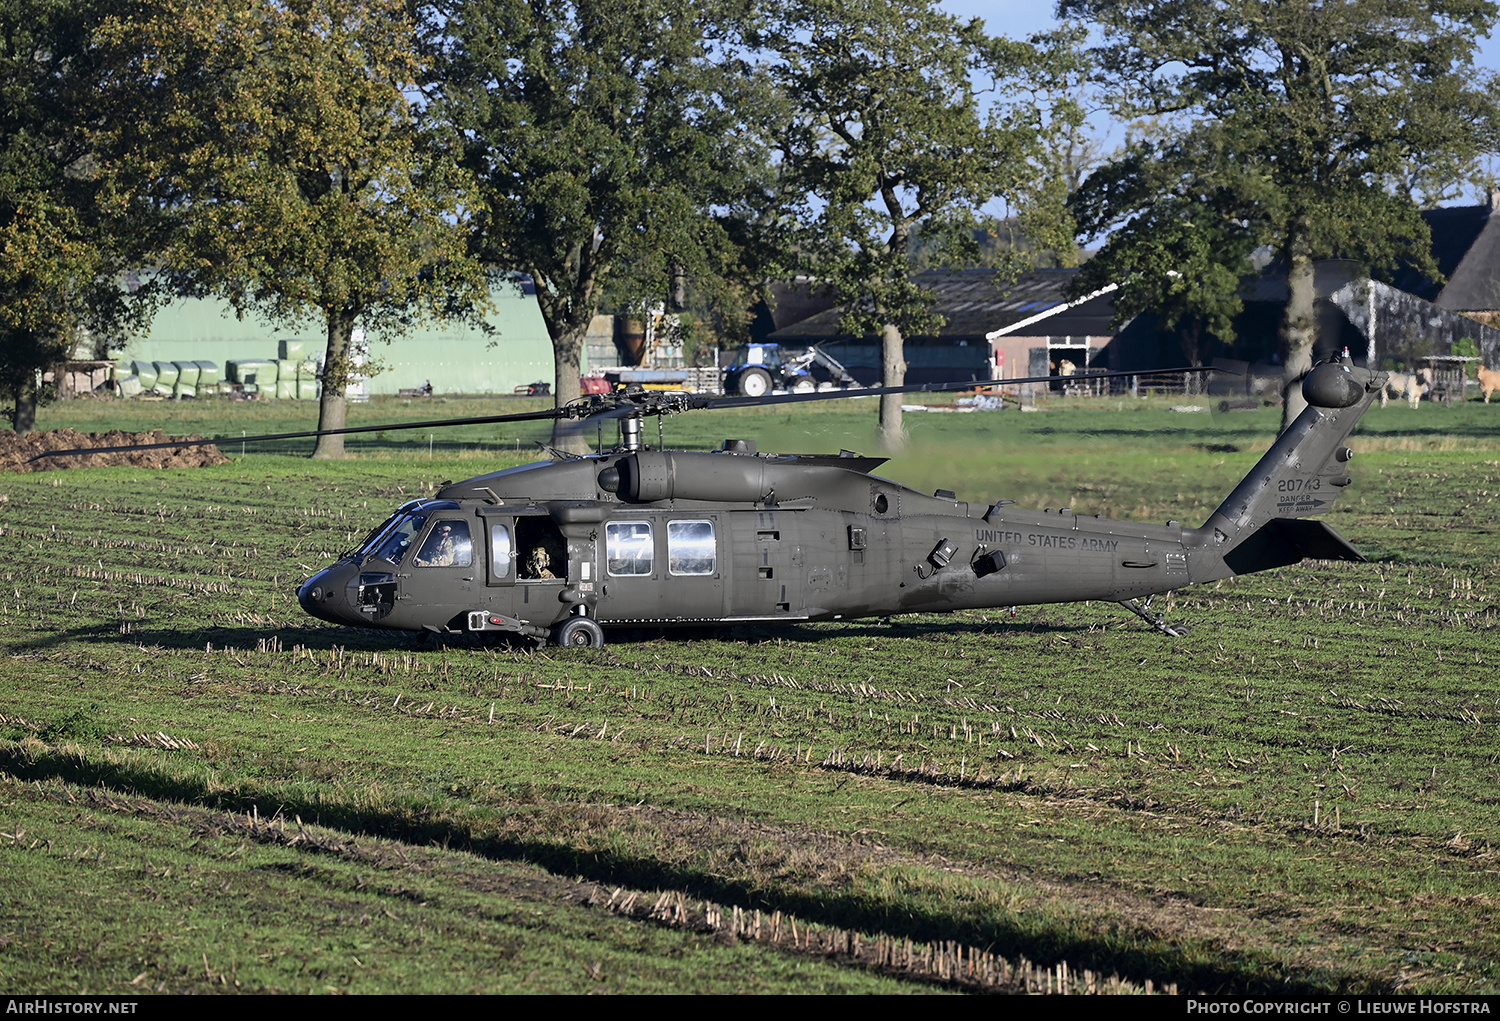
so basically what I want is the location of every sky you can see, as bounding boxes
[941,0,1500,69]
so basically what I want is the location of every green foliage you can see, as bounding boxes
[0,0,164,431]
[757,2,1079,337]
[750,0,1082,445]
[431,0,772,446]
[907,215,1081,273]
[99,0,488,457]
[1454,336,1480,379]
[1065,0,1500,407]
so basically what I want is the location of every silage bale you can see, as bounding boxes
[278,339,306,360]
[153,361,178,387]
[276,378,296,400]
[229,359,276,386]
[194,361,220,386]
[172,361,199,385]
[132,361,157,389]
[118,375,143,397]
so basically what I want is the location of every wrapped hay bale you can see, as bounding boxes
[228,359,276,386]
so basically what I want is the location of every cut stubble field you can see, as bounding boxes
[1,394,1497,994]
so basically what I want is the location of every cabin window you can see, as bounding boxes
[490,523,512,578]
[605,521,653,576]
[413,520,472,568]
[369,513,428,565]
[668,520,715,576]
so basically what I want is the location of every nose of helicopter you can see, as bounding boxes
[298,564,358,625]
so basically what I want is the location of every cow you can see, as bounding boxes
[1478,365,1500,403]
[1381,370,1430,409]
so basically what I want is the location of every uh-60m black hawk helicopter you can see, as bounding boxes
[40,358,1383,645]
[286,357,1380,646]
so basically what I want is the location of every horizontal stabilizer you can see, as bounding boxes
[1222,519,1364,576]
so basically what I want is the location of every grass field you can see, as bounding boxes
[1,393,1498,994]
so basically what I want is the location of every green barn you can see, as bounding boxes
[115,278,562,397]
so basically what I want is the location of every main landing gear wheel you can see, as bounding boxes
[736,367,773,398]
[552,616,606,647]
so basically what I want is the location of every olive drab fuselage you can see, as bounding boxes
[301,450,1204,637]
[298,361,1387,644]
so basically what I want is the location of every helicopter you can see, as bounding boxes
[35,358,1384,646]
[289,358,1377,646]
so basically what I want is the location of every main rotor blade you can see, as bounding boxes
[705,366,1218,410]
[27,404,567,462]
[30,365,1226,463]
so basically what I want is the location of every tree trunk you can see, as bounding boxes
[550,320,589,455]
[11,386,37,435]
[312,311,354,459]
[1180,320,1204,395]
[878,321,906,451]
[1279,246,1316,432]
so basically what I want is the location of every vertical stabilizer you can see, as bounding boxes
[1189,359,1384,577]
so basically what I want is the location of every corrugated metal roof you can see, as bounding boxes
[770,268,1118,343]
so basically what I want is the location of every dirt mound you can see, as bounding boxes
[0,429,230,473]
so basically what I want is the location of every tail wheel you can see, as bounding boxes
[552,616,605,647]
[736,367,773,397]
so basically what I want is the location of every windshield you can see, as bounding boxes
[349,500,459,559]
[731,345,780,369]
[351,514,403,558]
[358,513,429,565]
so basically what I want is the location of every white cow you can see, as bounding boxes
[1381,370,1430,409]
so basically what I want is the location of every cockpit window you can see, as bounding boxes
[352,517,401,558]
[365,513,429,564]
[413,520,472,567]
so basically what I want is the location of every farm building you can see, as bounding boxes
[767,268,1120,385]
[114,276,559,397]
[1389,196,1500,318]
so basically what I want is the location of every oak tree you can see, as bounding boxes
[1064,0,1500,426]
[754,0,1080,449]
[0,0,161,432]
[104,0,485,457]
[430,0,770,453]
